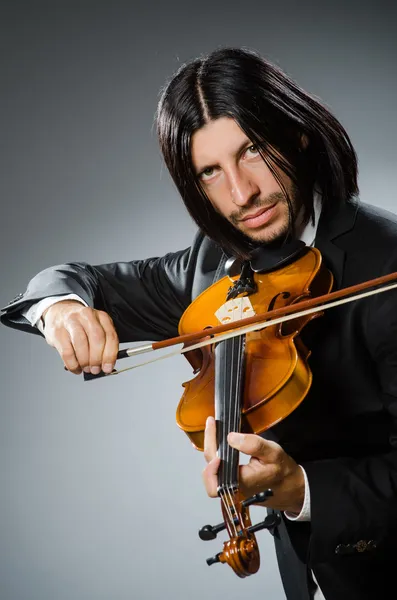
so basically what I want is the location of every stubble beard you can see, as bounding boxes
[229,190,300,248]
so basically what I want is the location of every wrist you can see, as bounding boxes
[284,465,311,521]
[42,299,82,324]
[287,466,305,514]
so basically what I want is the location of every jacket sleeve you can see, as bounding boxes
[302,254,397,565]
[1,232,206,343]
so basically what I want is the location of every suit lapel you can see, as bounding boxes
[314,197,359,288]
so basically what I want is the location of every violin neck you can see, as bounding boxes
[214,336,246,494]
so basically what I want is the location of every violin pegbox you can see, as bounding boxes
[215,297,256,325]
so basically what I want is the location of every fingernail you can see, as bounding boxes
[228,432,245,447]
[91,366,101,375]
[83,367,90,374]
[205,416,213,429]
[102,363,113,373]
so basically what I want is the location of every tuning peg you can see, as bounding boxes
[247,513,281,535]
[242,489,273,507]
[199,522,226,541]
[199,516,239,540]
[206,552,222,566]
[199,491,273,541]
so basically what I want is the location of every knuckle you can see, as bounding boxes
[89,349,104,365]
[203,450,212,463]
[90,354,104,368]
[272,446,283,462]
[89,326,106,344]
[252,438,263,453]
[67,311,83,324]
[68,366,82,375]
[102,353,117,366]
[97,309,111,321]
[267,463,281,480]
[75,353,89,367]
[59,347,75,360]
[82,306,94,315]
[107,329,119,342]
[71,330,87,345]
[79,307,95,322]
[66,317,85,334]
[246,436,263,455]
[202,463,211,478]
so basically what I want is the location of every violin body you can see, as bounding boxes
[177,246,333,450]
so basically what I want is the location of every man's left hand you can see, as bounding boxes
[203,416,305,514]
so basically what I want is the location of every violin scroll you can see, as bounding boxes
[200,489,278,578]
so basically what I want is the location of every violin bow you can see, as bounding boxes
[83,271,397,380]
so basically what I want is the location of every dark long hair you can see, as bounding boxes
[156,47,358,259]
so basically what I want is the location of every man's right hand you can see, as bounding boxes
[42,300,119,375]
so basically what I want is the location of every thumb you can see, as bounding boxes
[227,432,273,457]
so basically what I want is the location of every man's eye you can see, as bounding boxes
[200,167,215,180]
[247,145,259,155]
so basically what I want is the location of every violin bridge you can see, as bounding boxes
[215,297,256,325]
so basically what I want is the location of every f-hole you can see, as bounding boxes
[267,291,291,313]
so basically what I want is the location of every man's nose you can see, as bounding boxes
[229,172,260,206]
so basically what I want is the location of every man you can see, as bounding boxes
[2,47,397,599]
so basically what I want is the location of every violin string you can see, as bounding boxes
[225,299,245,535]
[227,304,239,531]
[236,307,246,532]
[225,333,238,536]
[236,295,243,431]
[220,491,237,536]
[227,324,233,495]
[220,300,242,538]
[216,336,238,537]
[230,310,242,533]
[107,281,397,377]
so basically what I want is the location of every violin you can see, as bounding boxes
[84,243,397,577]
[175,242,332,577]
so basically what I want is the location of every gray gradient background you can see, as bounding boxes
[0,1,396,599]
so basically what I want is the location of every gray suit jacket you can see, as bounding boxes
[3,198,397,599]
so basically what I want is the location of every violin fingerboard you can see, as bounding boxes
[214,336,246,491]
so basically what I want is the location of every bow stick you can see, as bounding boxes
[82,270,397,380]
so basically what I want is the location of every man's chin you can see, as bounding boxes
[241,227,290,248]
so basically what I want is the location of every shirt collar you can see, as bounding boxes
[298,192,322,247]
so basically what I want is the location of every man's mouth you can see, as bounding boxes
[240,204,277,228]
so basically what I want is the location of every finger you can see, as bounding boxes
[202,456,221,498]
[203,416,217,463]
[227,432,278,459]
[97,311,119,373]
[52,329,82,374]
[67,322,90,372]
[84,314,107,374]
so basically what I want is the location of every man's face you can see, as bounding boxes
[191,117,300,245]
